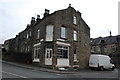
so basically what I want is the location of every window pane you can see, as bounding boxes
[46,25,53,41]
[29,31,31,37]
[73,16,77,24]
[34,44,40,59]
[37,29,40,39]
[57,49,62,58]
[47,52,49,58]
[50,50,52,58]
[63,50,68,58]
[74,49,77,60]
[61,27,66,38]
[73,30,77,41]
[57,45,68,58]
[27,34,29,38]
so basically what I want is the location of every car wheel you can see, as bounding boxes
[99,66,104,71]
[111,66,114,71]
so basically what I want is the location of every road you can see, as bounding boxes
[2,62,63,78]
[1,61,119,80]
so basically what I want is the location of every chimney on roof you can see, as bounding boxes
[36,15,40,22]
[110,31,112,36]
[26,24,30,28]
[44,9,49,17]
[69,3,71,7]
[31,17,35,25]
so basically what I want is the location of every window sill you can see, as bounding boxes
[60,37,67,40]
[57,38,65,41]
[73,60,79,62]
[33,59,40,62]
[73,24,77,26]
[73,65,79,68]
[57,58,69,59]
[73,40,78,42]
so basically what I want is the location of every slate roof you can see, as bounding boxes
[91,35,120,46]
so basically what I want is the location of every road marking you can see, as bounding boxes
[56,74,61,76]
[32,69,37,71]
[1,70,29,78]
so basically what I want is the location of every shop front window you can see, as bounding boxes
[57,45,69,58]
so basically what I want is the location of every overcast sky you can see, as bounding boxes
[0,0,119,44]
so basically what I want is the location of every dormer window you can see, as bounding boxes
[73,16,77,24]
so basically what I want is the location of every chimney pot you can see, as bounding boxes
[69,3,71,7]
[31,17,35,25]
[44,9,50,17]
[36,15,40,22]
[37,15,40,19]
[110,31,112,36]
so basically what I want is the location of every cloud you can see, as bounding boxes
[0,0,119,44]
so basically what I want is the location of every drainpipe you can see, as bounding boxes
[100,40,104,55]
[117,37,120,66]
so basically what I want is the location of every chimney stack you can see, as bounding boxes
[44,9,49,17]
[110,31,112,36]
[31,17,35,25]
[36,15,40,22]
[69,3,71,7]
[26,24,30,28]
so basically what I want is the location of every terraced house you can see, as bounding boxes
[91,35,120,65]
[4,5,90,69]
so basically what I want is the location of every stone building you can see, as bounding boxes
[4,5,90,69]
[91,35,120,65]
[4,39,14,52]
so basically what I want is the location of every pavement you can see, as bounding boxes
[1,60,83,74]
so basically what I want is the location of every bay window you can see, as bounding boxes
[57,45,69,58]
[33,43,41,62]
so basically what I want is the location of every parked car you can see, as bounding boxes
[89,54,115,71]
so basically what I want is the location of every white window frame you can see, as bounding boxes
[46,25,54,41]
[33,43,41,62]
[57,45,69,59]
[61,27,66,39]
[112,45,116,52]
[97,46,100,52]
[37,29,40,39]
[73,30,77,41]
[74,49,77,61]
[29,31,31,37]
[104,46,107,53]
[56,41,71,46]
[45,48,52,59]
[28,45,30,52]
[45,48,53,65]
[73,16,77,24]
[26,34,29,38]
